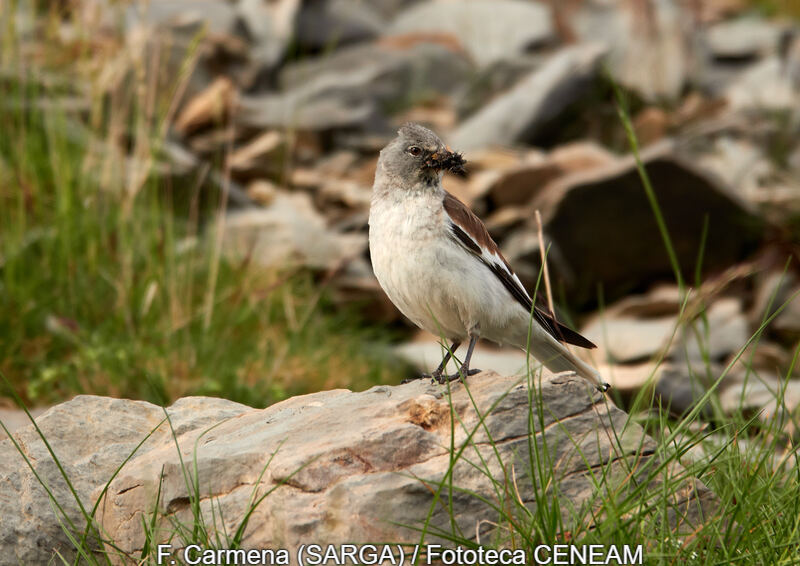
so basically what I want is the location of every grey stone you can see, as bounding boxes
[0,396,249,565]
[725,55,799,111]
[389,0,554,67]
[236,0,301,72]
[719,374,800,435]
[672,298,749,364]
[124,0,237,36]
[295,0,385,50]
[654,364,721,418]
[450,44,606,151]
[221,192,366,270]
[582,314,678,364]
[573,0,691,101]
[705,17,785,60]
[88,372,713,557]
[239,40,471,131]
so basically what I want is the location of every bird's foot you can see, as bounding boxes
[401,374,427,384]
[435,367,481,384]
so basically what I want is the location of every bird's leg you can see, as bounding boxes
[402,340,460,384]
[440,334,481,383]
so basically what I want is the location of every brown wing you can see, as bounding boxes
[443,191,596,350]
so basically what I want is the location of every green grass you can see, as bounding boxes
[2,4,800,565]
[0,10,406,408]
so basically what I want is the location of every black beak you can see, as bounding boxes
[424,148,466,175]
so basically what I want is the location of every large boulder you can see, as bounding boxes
[1,373,716,564]
[531,142,764,306]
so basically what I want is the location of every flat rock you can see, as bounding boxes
[389,0,554,67]
[0,396,250,565]
[0,375,719,564]
[450,44,606,151]
[705,17,785,60]
[93,372,713,558]
[582,315,678,364]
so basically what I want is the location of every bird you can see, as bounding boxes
[368,123,609,391]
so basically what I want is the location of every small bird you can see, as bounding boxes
[369,123,609,391]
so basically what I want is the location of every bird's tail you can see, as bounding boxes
[525,334,610,392]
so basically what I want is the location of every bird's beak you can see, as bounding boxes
[424,147,466,174]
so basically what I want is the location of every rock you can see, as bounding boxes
[0,396,250,565]
[573,0,691,101]
[486,154,561,208]
[610,285,682,318]
[634,107,671,146]
[295,0,385,50]
[654,364,721,418]
[725,55,799,111]
[752,271,800,342]
[174,77,236,136]
[673,298,749,363]
[705,17,785,60]
[719,374,800,434]
[533,142,764,307]
[227,130,287,179]
[582,314,677,364]
[389,0,554,67]
[246,179,279,205]
[124,0,237,36]
[239,39,471,131]
[88,372,713,557]
[454,54,542,118]
[694,136,773,204]
[221,191,366,270]
[596,362,667,394]
[549,141,619,173]
[483,142,618,208]
[773,287,800,339]
[450,44,606,151]
[236,0,301,74]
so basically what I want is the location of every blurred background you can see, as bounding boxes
[0,0,798,427]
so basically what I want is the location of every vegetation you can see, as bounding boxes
[1,3,799,565]
[0,8,405,408]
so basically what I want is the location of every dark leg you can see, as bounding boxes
[402,341,461,384]
[439,335,481,383]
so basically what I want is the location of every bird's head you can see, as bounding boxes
[376,123,466,187]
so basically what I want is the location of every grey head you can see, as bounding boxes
[375,123,466,188]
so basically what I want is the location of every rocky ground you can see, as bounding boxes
[2,1,800,560]
[5,0,800,437]
[0,371,716,564]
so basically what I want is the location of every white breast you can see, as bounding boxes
[368,188,529,343]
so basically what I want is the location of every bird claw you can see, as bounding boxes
[435,367,481,384]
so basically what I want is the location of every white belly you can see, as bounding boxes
[368,191,529,344]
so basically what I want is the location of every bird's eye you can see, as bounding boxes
[407,146,422,157]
